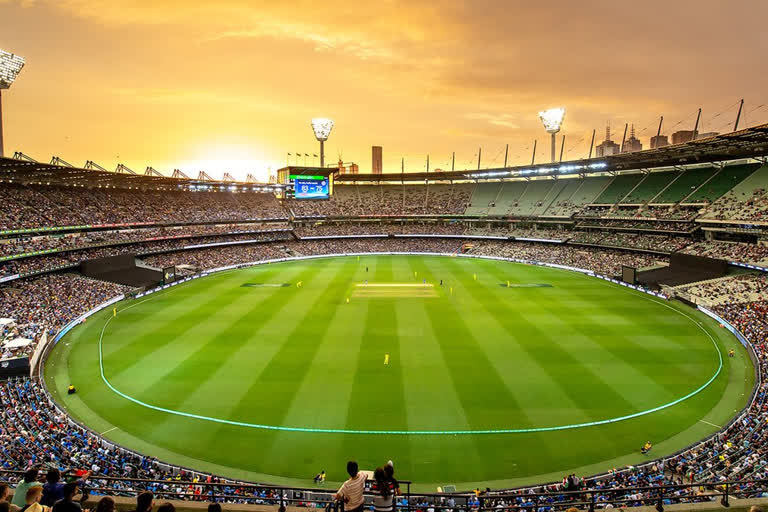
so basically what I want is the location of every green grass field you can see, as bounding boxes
[45,255,753,491]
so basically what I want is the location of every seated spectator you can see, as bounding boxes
[93,498,113,512]
[12,470,41,510]
[134,492,154,512]
[22,487,49,512]
[50,484,85,512]
[41,471,64,508]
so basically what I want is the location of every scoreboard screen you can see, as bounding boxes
[293,175,331,200]
[162,266,176,285]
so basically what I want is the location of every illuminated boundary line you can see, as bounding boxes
[97,262,724,436]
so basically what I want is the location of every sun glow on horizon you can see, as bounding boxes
[173,143,280,182]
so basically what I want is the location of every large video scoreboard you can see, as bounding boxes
[293,174,332,199]
[277,166,335,200]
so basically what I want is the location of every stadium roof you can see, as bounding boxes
[0,123,766,189]
[337,122,768,182]
[0,154,282,191]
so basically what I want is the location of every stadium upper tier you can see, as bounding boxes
[1,162,768,233]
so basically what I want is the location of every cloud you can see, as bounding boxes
[204,25,395,61]
[465,113,520,129]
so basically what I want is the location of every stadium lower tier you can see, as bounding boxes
[0,238,763,496]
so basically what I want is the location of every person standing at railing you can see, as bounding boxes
[334,461,366,512]
[371,467,395,512]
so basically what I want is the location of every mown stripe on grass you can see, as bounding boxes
[102,270,253,366]
[222,258,358,430]
[408,258,535,429]
[477,263,689,404]
[427,258,594,427]
[443,257,642,420]
[342,257,414,468]
[117,264,318,411]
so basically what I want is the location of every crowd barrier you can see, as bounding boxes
[1,467,767,510]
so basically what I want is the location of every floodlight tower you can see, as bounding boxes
[0,50,26,158]
[538,107,566,163]
[311,118,334,168]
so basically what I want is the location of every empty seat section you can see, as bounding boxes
[545,176,612,216]
[621,171,678,204]
[466,183,501,215]
[652,168,718,204]
[507,180,554,216]
[532,179,568,216]
[684,164,759,203]
[492,181,528,215]
[593,174,644,204]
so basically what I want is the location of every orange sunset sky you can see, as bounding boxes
[1,0,767,181]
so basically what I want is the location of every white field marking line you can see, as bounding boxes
[699,419,722,428]
[100,426,118,435]
[354,283,434,287]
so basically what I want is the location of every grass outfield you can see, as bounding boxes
[45,255,753,491]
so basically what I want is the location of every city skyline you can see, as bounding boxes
[1,0,767,181]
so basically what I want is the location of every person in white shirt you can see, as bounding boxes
[334,461,366,512]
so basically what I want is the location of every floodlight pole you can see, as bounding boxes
[531,140,537,165]
[319,140,325,168]
[504,144,509,168]
[550,132,556,163]
[692,108,701,140]
[620,123,628,152]
[588,129,596,159]
[477,147,482,170]
[734,99,744,132]
[451,152,455,171]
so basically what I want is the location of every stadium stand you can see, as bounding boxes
[545,176,612,216]
[491,181,528,216]
[506,179,554,217]
[700,165,768,222]
[466,183,499,215]
[592,173,645,205]
[652,167,718,204]
[620,170,678,204]
[673,273,768,306]
[5,138,768,504]
[682,163,760,204]
[681,240,768,265]
[0,274,129,359]
[0,184,287,231]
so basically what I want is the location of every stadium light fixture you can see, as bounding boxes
[311,117,334,168]
[538,107,566,163]
[0,49,25,158]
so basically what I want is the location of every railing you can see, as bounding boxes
[1,469,767,511]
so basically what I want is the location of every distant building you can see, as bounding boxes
[621,125,643,153]
[595,124,621,157]
[650,135,669,149]
[671,130,698,144]
[372,146,383,174]
[338,160,359,174]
